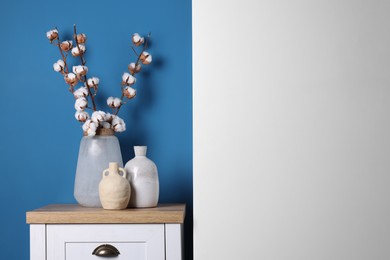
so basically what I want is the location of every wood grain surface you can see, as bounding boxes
[26,204,186,224]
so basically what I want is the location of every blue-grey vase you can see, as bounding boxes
[74,129,123,207]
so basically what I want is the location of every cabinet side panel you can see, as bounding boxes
[165,224,183,260]
[30,224,46,260]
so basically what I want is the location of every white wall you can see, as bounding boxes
[193,1,390,259]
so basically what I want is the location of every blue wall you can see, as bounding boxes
[0,0,192,259]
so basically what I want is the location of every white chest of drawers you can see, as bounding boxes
[26,204,185,260]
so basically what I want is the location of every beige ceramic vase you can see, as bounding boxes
[99,162,131,210]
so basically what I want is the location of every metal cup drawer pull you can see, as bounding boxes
[92,244,120,257]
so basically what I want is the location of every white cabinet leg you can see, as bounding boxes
[165,224,183,260]
[30,224,45,260]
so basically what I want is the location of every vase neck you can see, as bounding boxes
[134,146,147,157]
[108,162,119,173]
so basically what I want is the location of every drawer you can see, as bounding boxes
[66,242,146,259]
[47,224,165,260]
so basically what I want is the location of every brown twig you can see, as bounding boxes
[131,46,139,56]
[53,28,74,93]
[114,33,151,116]
[73,24,97,111]
[54,28,70,75]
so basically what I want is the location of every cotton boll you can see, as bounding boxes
[87,128,96,136]
[53,60,65,72]
[132,33,144,46]
[107,97,122,108]
[46,29,58,41]
[71,47,79,56]
[112,116,126,132]
[57,59,65,67]
[128,62,142,74]
[82,119,97,136]
[101,122,111,129]
[140,51,152,65]
[64,73,78,86]
[71,44,86,56]
[82,119,92,132]
[91,110,107,123]
[123,86,136,99]
[82,119,98,136]
[122,72,136,86]
[82,119,96,131]
[105,112,113,122]
[60,40,73,52]
[53,63,61,72]
[106,97,114,107]
[87,77,100,88]
[75,97,88,111]
[114,123,126,132]
[76,33,87,44]
[73,87,89,99]
[113,98,121,108]
[75,111,89,122]
[73,65,88,76]
[89,121,97,131]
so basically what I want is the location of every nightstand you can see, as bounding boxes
[26,204,185,260]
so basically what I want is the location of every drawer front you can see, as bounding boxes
[47,224,164,260]
[67,242,146,259]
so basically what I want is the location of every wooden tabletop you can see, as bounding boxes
[26,204,186,224]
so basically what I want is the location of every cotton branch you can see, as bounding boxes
[114,33,151,116]
[73,24,97,111]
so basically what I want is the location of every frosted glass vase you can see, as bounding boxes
[74,129,123,207]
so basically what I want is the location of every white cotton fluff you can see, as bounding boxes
[87,128,96,136]
[53,59,65,72]
[71,44,86,56]
[124,86,136,99]
[132,33,144,45]
[66,72,77,79]
[46,29,58,39]
[113,98,121,107]
[82,119,92,131]
[101,122,111,129]
[73,65,88,76]
[60,40,73,51]
[57,59,65,67]
[82,120,97,136]
[87,77,100,87]
[75,97,88,111]
[105,112,113,121]
[112,116,126,132]
[78,44,86,52]
[107,97,122,108]
[122,72,136,85]
[107,96,114,106]
[91,110,107,123]
[65,72,78,86]
[73,87,89,99]
[75,111,89,122]
[141,51,152,64]
[128,62,142,74]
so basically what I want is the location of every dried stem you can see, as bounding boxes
[53,28,73,93]
[131,46,139,56]
[73,24,97,111]
[114,33,151,116]
[54,28,70,75]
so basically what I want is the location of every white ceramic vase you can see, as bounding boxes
[99,162,131,210]
[74,129,123,207]
[124,146,159,208]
